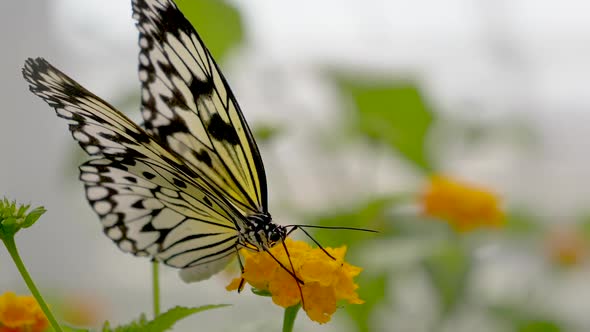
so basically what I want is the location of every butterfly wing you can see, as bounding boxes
[23,57,244,281]
[132,0,267,216]
[81,157,239,282]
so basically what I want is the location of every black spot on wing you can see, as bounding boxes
[207,113,239,145]
[173,178,187,189]
[156,117,189,141]
[193,149,212,167]
[131,199,144,209]
[162,91,188,110]
[143,171,156,180]
[203,196,213,208]
[124,176,138,183]
[190,77,214,98]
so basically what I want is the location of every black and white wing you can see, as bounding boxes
[23,57,244,281]
[133,0,268,216]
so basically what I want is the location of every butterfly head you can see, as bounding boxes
[242,213,286,251]
[266,223,286,246]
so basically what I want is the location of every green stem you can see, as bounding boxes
[1,236,63,332]
[282,303,301,332]
[152,260,160,317]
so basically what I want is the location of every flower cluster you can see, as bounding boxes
[421,175,504,232]
[0,199,45,241]
[226,239,363,323]
[0,292,48,332]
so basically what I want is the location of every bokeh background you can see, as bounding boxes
[2,0,590,331]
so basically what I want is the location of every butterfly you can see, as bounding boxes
[23,0,372,287]
[22,0,291,283]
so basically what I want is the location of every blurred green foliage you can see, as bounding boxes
[175,0,243,62]
[503,209,542,235]
[490,305,565,332]
[517,321,562,332]
[253,123,285,145]
[345,272,389,332]
[337,80,435,172]
[422,241,471,315]
[309,195,403,247]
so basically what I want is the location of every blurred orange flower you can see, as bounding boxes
[61,292,105,327]
[546,227,588,267]
[0,292,48,332]
[421,175,505,232]
[226,239,363,324]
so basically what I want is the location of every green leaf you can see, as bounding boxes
[422,241,471,315]
[22,206,46,228]
[58,326,90,332]
[102,314,148,332]
[7,200,16,216]
[337,80,435,172]
[146,305,230,332]
[175,0,243,62]
[517,320,562,332]
[252,288,272,297]
[16,204,30,218]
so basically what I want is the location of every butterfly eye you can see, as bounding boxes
[269,232,282,243]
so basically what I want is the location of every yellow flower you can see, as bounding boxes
[226,239,363,324]
[421,175,504,232]
[0,292,48,332]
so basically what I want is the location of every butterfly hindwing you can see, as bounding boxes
[23,57,243,281]
[132,0,267,215]
[81,157,239,280]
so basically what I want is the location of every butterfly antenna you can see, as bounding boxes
[289,226,336,260]
[286,224,378,260]
[285,224,379,233]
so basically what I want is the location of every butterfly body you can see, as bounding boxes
[23,0,286,283]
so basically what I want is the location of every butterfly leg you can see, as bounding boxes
[235,247,246,293]
[280,240,306,310]
[264,249,304,285]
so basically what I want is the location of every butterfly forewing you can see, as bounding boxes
[133,0,267,215]
[23,57,244,281]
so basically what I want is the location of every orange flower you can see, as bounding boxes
[61,293,105,327]
[0,292,48,332]
[421,175,504,232]
[545,227,588,267]
[226,239,363,324]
